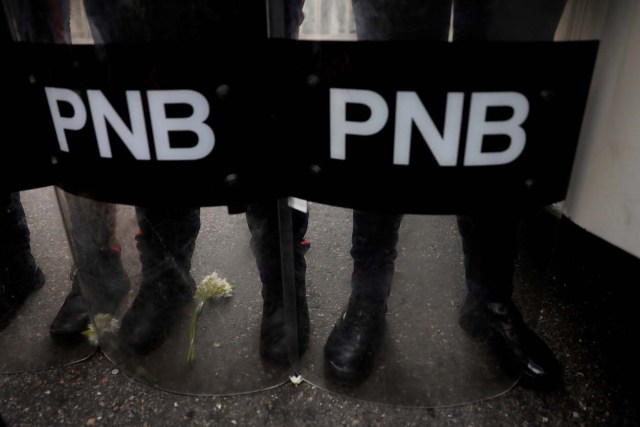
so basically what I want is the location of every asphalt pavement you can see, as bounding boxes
[1,187,639,426]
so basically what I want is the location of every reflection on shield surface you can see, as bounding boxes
[0,188,96,373]
[0,0,616,406]
[298,203,523,406]
[55,191,294,394]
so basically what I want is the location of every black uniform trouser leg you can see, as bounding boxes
[350,211,403,303]
[456,214,519,302]
[119,206,200,355]
[246,200,309,364]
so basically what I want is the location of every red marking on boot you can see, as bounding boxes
[111,244,122,256]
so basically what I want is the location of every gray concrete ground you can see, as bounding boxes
[1,188,639,426]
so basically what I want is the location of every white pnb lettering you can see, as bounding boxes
[464,92,528,166]
[330,88,529,166]
[394,91,464,166]
[87,90,150,160]
[148,90,214,161]
[330,89,389,160]
[45,88,215,161]
[45,87,87,153]
[45,87,527,166]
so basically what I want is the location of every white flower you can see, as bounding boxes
[195,272,233,302]
[187,272,234,366]
[289,375,303,386]
[93,313,120,334]
[82,313,120,346]
[82,323,99,346]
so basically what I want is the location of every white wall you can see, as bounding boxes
[565,0,640,258]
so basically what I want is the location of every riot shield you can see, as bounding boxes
[0,0,296,393]
[1,0,610,404]
[0,188,96,372]
[54,190,295,394]
[0,0,96,369]
[272,0,609,406]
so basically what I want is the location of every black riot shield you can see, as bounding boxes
[1,0,296,393]
[0,187,96,373]
[0,2,95,373]
[1,0,610,404]
[54,190,295,394]
[270,0,609,406]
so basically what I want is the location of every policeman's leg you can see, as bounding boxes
[453,0,566,42]
[50,197,129,338]
[324,0,452,386]
[120,206,200,355]
[324,211,402,386]
[246,201,309,365]
[456,214,562,389]
[0,192,45,330]
[352,0,451,40]
[453,0,565,390]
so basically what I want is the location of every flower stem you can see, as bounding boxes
[187,300,206,366]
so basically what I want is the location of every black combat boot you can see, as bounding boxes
[0,251,45,331]
[50,244,130,339]
[247,201,310,366]
[120,207,200,356]
[324,295,387,386]
[49,271,89,338]
[324,211,402,386]
[459,294,562,389]
[456,214,562,390]
[259,271,310,366]
[0,193,45,331]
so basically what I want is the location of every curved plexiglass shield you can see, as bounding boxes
[1,0,609,403]
[0,188,96,373]
[1,0,294,393]
[54,190,294,394]
[0,4,74,372]
[273,0,609,407]
[295,203,568,405]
